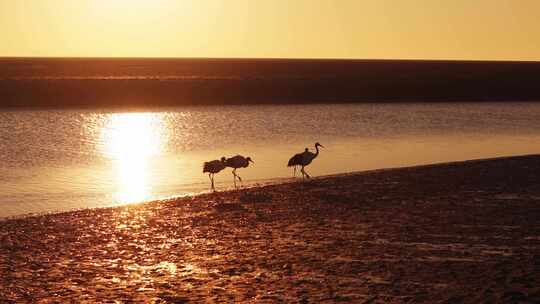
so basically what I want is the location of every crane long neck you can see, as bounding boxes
[314,144,320,157]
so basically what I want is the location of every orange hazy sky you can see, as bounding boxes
[1,0,539,60]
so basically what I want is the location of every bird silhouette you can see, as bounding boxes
[287,142,324,179]
[225,155,254,188]
[203,157,227,191]
[287,148,309,177]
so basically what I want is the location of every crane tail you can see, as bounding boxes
[288,154,302,167]
[287,157,296,167]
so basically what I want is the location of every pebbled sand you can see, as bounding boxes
[1,155,540,303]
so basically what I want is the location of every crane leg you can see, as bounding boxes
[232,168,242,184]
[232,169,237,188]
[293,166,296,177]
[209,173,215,191]
[301,166,311,179]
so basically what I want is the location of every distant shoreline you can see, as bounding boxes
[1,154,540,301]
[1,58,539,108]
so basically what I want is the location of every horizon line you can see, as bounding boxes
[0,56,539,64]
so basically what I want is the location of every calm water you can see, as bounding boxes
[2,102,540,218]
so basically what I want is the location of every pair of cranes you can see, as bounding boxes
[203,142,324,191]
[203,155,254,191]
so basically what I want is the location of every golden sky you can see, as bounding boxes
[1,0,539,60]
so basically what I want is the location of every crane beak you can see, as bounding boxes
[249,159,254,163]
[319,144,325,148]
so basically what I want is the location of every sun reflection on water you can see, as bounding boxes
[101,113,166,204]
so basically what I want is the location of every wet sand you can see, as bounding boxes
[1,155,540,303]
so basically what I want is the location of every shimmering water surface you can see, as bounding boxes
[2,102,540,217]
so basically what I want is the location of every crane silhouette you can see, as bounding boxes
[225,155,254,188]
[203,157,227,191]
[287,148,309,177]
[287,142,324,179]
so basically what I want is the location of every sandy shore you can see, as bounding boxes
[1,155,540,303]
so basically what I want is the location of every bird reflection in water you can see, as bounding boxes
[101,113,165,204]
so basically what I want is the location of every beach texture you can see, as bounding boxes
[1,155,540,303]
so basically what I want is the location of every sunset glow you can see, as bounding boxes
[1,0,540,60]
[102,113,165,203]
